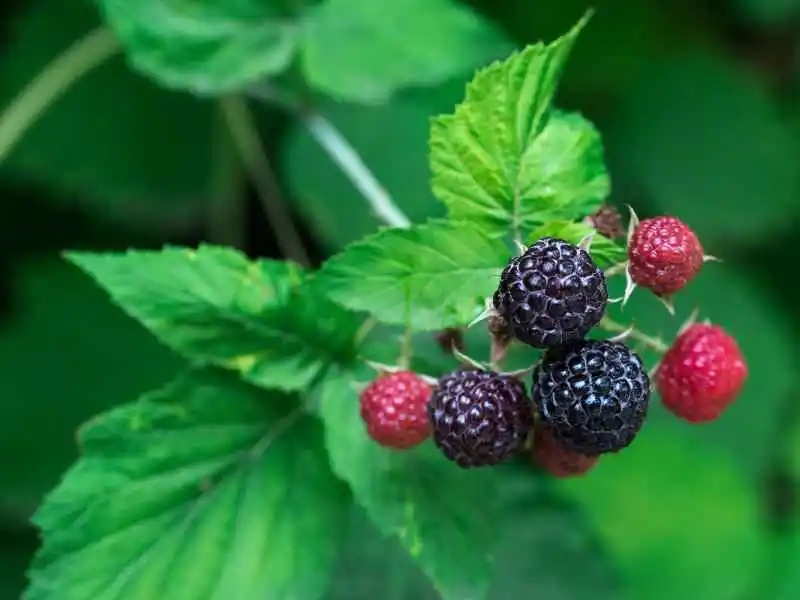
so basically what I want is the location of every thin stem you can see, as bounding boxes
[604,262,628,277]
[0,26,120,164]
[220,95,312,267]
[599,316,668,353]
[303,113,411,229]
[208,105,248,248]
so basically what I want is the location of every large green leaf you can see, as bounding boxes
[0,1,217,215]
[316,221,509,330]
[556,427,766,600]
[320,367,497,600]
[0,257,179,515]
[67,245,360,392]
[610,54,800,244]
[25,368,348,600]
[430,16,609,238]
[98,0,298,93]
[604,262,794,475]
[300,0,511,103]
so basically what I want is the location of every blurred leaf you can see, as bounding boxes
[605,262,794,475]
[325,505,438,600]
[317,221,508,330]
[773,529,800,599]
[0,2,218,215]
[0,257,178,513]
[0,530,38,599]
[527,220,625,267]
[98,0,298,93]
[735,0,800,25]
[611,54,800,244]
[557,428,766,600]
[430,17,608,238]
[320,367,496,600]
[282,89,458,251]
[300,0,511,103]
[26,368,348,600]
[67,246,360,392]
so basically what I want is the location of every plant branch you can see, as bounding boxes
[599,316,669,353]
[249,84,411,230]
[220,95,311,267]
[0,26,120,164]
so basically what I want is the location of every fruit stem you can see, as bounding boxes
[599,317,668,353]
[604,262,627,277]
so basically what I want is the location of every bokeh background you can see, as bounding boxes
[0,0,798,598]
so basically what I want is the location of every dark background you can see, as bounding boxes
[0,0,798,597]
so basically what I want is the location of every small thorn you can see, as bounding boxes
[469,297,499,329]
[677,308,700,336]
[452,346,488,371]
[514,239,528,254]
[655,294,675,316]
[625,205,640,245]
[607,324,635,343]
[363,360,401,375]
[418,373,439,387]
[701,317,712,326]
[621,266,636,308]
[607,296,624,304]
[578,231,596,251]
[703,254,721,263]
[502,365,535,379]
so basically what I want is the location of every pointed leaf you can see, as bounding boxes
[300,0,511,103]
[25,368,349,600]
[430,16,609,238]
[66,246,360,392]
[98,0,298,93]
[316,221,509,330]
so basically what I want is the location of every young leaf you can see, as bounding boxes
[300,0,511,103]
[527,220,625,267]
[319,368,497,600]
[66,245,360,392]
[316,221,509,331]
[97,0,298,93]
[25,368,349,600]
[430,15,609,239]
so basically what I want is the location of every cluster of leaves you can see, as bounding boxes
[18,13,637,600]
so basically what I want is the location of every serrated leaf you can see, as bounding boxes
[25,368,348,600]
[556,428,766,600]
[300,0,511,103]
[98,0,298,94]
[316,221,509,331]
[527,220,625,267]
[430,15,609,238]
[66,245,360,392]
[319,368,496,600]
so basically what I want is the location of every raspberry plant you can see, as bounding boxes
[19,11,751,600]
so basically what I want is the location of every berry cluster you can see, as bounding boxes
[358,210,747,480]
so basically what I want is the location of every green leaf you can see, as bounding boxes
[319,367,496,600]
[610,54,800,244]
[527,220,625,267]
[25,368,348,600]
[98,0,298,94]
[316,221,509,330]
[735,0,800,25]
[0,1,217,215]
[0,257,179,514]
[556,427,766,600]
[66,245,360,392]
[430,15,609,238]
[300,0,511,103]
[604,263,794,476]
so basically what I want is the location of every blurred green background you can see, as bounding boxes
[0,0,798,598]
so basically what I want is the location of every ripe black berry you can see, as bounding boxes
[532,340,650,456]
[428,369,532,468]
[493,237,608,349]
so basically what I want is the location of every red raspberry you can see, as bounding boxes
[531,427,598,477]
[360,371,432,449]
[657,324,748,423]
[628,216,703,296]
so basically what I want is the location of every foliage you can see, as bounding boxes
[0,0,797,599]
